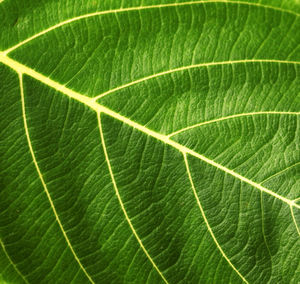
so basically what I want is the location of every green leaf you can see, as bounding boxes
[1,1,299,283]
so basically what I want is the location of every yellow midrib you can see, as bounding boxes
[0,52,299,210]
[0,1,299,281]
[1,52,299,284]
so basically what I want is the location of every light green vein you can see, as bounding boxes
[2,0,299,54]
[0,239,29,284]
[97,112,169,284]
[18,73,95,284]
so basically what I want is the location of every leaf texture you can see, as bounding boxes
[0,0,299,283]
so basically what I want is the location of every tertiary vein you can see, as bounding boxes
[0,53,298,211]
[2,0,299,55]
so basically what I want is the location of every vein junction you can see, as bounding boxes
[0,52,299,210]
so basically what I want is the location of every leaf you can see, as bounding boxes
[0,0,299,283]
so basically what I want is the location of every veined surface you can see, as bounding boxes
[0,0,299,283]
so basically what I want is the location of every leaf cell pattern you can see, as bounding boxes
[1,1,300,283]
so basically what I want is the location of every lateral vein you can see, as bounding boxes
[168,111,300,137]
[97,112,169,284]
[1,53,298,210]
[94,59,299,101]
[183,154,249,283]
[290,206,300,237]
[3,0,298,54]
[0,239,29,284]
[19,73,95,284]
[261,162,300,185]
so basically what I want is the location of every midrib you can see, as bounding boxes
[0,53,299,210]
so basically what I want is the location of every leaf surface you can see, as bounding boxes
[0,1,299,283]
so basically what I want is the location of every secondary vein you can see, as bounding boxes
[290,206,300,236]
[19,73,95,284]
[0,239,29,284]
[183,154,249,283]
[168,111,300,137]
[2,0,298,55]
[97,112,169,284]
[93,59,300,101]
